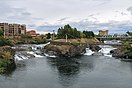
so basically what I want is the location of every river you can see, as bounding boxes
[0,44,132,88]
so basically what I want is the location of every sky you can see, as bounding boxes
[0,0,132,34]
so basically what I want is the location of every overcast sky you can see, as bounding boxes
[0,0,132,34]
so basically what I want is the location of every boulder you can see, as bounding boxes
[43,44,86,57]
[89,45,101,52]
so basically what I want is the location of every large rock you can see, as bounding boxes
[110,49,126,58]
[43,44,86,57]
[89,45,101,52]
[110,46,132,59]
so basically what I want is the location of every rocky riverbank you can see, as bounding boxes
[110,45,132,59]
[0,46,16,74]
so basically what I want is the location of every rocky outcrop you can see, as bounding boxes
[110,46,132,59]
[43,44,86,57]
[89,45,101,52]
[43,41,102,58]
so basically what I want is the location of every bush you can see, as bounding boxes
[2,51,12,60]
[0,37,12,46]
[0,59,15,74]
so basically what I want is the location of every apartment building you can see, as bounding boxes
[0,23,26,37]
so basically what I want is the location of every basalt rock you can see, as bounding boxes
[89,45,101,52]
[110,47,132,59]
[43,44,86,58]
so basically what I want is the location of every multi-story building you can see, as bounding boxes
[99,30,109,36]
[0,23,26,37]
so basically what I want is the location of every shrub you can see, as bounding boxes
[2,51,12,60]
[0,37,12,46]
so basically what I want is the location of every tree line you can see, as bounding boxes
[57,24,95,39]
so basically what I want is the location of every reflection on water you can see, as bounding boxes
[46,57,81,87]
[1,55,132,88]
[46,56,96,87]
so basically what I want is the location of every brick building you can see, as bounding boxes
[0,23,26,37]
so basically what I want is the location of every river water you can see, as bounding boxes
[0,45,132,88]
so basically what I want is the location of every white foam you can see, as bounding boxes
[84,48,95,56]
[27,51,44,58]
[98,45,116,57]
[15,55,23,61]
[44,53,57,58]
[15,54,28,61]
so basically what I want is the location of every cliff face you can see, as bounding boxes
[44,44,86,57]
[0,46,16,74]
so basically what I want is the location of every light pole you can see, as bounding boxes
[66,34,67,42]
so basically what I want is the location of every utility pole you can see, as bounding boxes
[66,34,67,42]
[3,28,5,38]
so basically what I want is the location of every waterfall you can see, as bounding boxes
[84,48,95,56]
[98,45,116,57]
[84,45,116,57]
[14,42,51,61]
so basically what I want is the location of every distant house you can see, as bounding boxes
[26,30,40,38]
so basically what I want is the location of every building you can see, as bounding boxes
[99,30,108,36]
[26,30,40,38]
[0,23,26,37]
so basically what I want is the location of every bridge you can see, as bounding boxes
[86,43,129,46]
[96,34,132,41]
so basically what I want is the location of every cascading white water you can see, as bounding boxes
[44,53,57,58]
[15,54,29,61]
[98,45,116,57]
[84,48,95,56]
[14,42,51,61]
[84,45,116,57]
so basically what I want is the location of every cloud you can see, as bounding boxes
[127,6,132,14]
[0,1,44,24]
[0,0,132,34]
[34,18,132,34]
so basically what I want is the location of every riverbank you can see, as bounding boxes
[0,46,16,74]
[110,45,132,59]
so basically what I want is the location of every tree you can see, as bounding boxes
[46,33,51,39]
[0,28,4,36]
[57,24,95,39]
[83,31,95,38]
[57,24,81,39]
[127,31,132,36]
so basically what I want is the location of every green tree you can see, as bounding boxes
[83,31,95,38]
[0,28,4,36]
[46,33,51,39]
[57,24,81,39]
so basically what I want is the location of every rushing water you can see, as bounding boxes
[1,45,132,88]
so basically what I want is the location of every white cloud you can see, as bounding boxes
[0,0,132,33]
